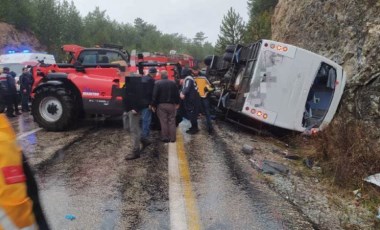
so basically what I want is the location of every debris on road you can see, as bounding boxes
[353,189,362,199]
[364,173,380,187]
[271,148,282,155]
[242,144,254,155]
[303,158,314,169]
[271,148,300,160]
[65,214,76,221]
[250,158,289,175]
[284,154,301,160]
[261,160,289,175]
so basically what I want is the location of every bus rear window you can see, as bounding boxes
[303,62,336,129]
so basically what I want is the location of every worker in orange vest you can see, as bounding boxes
[0,91,49,229]
[194,68,215,134]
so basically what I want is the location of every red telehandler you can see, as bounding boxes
[31,44,187,131]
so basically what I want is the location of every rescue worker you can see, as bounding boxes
[19,67,34,112]
[0,94,50,229]
[194,69,214,134]
[0,69,7,113]
[9,71,21,115]
[180,68,200,134]
[0,67,16,117]
[0,79,5,113]
[140,67,156,146]
[152,71,180,142]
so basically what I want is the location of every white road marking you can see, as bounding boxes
[168,142,188,230]
[17,128,42,140]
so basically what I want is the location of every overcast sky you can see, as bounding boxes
[71,0,249,45]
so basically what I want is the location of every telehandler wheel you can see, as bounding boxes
[32,86,76,131]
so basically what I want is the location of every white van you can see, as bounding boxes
[0,53,56,91]
[209,40,346,133]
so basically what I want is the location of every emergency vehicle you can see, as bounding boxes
[129,49,195,80]
[0,52,56,91]
[206,40,346,134]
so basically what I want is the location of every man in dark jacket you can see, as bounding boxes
[124,76,145,160]
[0,67,16,117]
[9,71,20,116]
[0,71,8,113]
[140,67,156,145]
[0,83,5,113]
[19,67,33,112]
[180,68,200,134]
[152,70,180,142]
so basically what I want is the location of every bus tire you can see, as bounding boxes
[225,45,237,53]
[204,55,214,66]
[223,52,234,62]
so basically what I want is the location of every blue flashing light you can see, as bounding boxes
[22,49,30,53]
[7,50,16,54]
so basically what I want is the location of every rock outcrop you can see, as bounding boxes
[0,22,44,54]
[272,0,380,125]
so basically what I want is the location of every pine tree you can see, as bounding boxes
[82,7,114,46]
[31,0,61,54]
[0,0,34,30]
[248,0,278,18]
[246,0,278,41]
[59,1,83,44]
[215,7,246,54]
[0,0,214,61]
[193,31,207,45]
[133,18,161,51]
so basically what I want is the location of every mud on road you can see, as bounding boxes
[14,113,373,229]
[210,120,375,229]
[183,120,315,230]
[118,132,170,229]
[30,122,169,229]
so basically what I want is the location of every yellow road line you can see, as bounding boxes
[168,142,187,230]
[176,130,201,230]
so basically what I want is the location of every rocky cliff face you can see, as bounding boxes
[0,22,43,54]
[272,0,380,125]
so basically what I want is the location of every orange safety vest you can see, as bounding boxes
[194,76,213,98]
[0,114,36,230]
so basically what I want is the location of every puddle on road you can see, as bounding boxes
[34,127,127,229]
[8,113,38,134]
[100,197,122,229]
[138,200,170,230]
[18,132,38,153]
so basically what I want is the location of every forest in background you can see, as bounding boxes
[0,0,277,61]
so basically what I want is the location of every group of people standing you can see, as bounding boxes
[125,66,214,160]
[0,66,34,117]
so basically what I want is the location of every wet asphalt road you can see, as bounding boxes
[10,114,314,229]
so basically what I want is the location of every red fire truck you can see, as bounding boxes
[129,49,195,80]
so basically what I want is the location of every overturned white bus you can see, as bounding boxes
[205,40,346,133]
